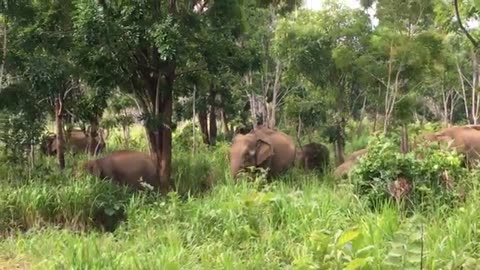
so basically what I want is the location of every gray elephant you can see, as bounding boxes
[296,142,330,174]
[83,150,160,191]
[229,125,296,179]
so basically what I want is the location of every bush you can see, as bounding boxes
[351,134,468,213]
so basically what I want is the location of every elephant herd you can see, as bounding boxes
[227,124,480,182]
[39,124,480,192]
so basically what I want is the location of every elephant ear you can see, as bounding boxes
[255,138,273,166]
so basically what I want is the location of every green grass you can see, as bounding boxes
[1,124,480,269]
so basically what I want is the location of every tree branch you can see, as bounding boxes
[453,0,479,49]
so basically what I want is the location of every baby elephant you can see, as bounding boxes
[296,142,330,174]
[333,148,368,179]
[83,150,160,191]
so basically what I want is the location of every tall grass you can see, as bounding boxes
[0,124,480,269]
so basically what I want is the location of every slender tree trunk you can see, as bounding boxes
[29,143,35,175]
[220,108,229,134]
[334,118,346,165]
[192,85,196,154]
[208,88,217,146]
[88,118,99,156]
[296,114,303,146]
[0,19,7,92]
[54,95,65,170]
[400,123,409,153]
[198,110,209,145]
[208,110,217,146]
[160,80,173,193]
[472,49,479,124]
[356,96,367,137]
[457,60,471,123]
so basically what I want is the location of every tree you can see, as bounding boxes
[73,0,248,191]
[0,0,81,169]
[273,3,372,164]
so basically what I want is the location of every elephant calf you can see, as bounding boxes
[333,148,368,179]
[296,142,330,174]
[83,150,160,191]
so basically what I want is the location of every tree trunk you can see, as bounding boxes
[192,85,196,154]
[160,81,173,194]
[54,95,65,170]
[400,123,409,154]
[334,119,346,165]
[220,108,229,134]
[145,75,174,194]
[88,118,99,156]
[0,19,7,92]
[208,88,217,146]
[472,49,479,124]
[198,110,209,145]
[218,94,229,134]
[208,109,217,146]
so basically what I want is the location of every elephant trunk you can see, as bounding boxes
[230,159,242,179]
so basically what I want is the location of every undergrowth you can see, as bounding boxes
[1,125,480,269]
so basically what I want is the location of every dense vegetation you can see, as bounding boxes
[1,0,480,268]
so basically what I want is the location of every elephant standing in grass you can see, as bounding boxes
[422,125,480,167]
[41,129,107,156]
[333,148,368,179]
[296,142,330,174]
[229,126,296,179]
[83,150,160,191]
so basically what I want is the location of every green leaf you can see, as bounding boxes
[356,245,375,257]
[345,257,372,270]
[337,227,361,247]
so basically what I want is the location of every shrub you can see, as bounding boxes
[351,134,468,213]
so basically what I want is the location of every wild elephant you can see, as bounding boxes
[41,129,107,156]
[83,150,160,191]
[422,125,480,167]
[333,148,368,179]
[296,142,330,174]
[229,125,296,179]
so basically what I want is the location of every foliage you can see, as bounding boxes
[352,135,468,212]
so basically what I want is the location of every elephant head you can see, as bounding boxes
[229,132,274,178]
[83,160,104,179]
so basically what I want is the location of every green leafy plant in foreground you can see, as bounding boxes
[352,134,468,213]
